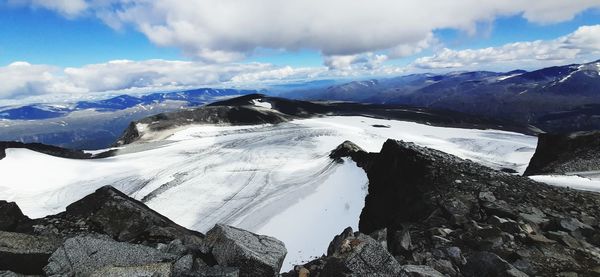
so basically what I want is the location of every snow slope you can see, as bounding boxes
[0,116,538,269]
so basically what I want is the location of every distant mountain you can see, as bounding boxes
[284,60,600,133]
[0,105,70,120]
[0,88,255,120]
[0,88,257,149]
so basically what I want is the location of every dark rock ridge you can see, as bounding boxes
[524,131,600,175]
[0,141,115,161]
[0,186,286,276]
[288,139,600,276]
[115,94,537,146]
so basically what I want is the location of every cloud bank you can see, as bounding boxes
[15,0,600,62]
[412,25,600,69]
[2,24,600,102]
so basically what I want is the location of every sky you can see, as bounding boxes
[1,0,600,104]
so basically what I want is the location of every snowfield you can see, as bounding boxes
[0,116,538,269]
[530,174,600,193]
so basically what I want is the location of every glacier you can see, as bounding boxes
[0,116,539,269]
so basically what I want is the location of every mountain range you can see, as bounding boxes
[283,60,600,133]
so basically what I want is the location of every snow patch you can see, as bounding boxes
[530,175,600,192]
[252,99,272,109]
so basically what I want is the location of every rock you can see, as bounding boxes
[195,266,239,276]
[0,231,60,275]
[37,186,203,245]
[426,259,457,276]
[173,254,194,275]
[463,251,528,277]
[393,229,413,253]
[524,131,600,175]
[286,227,402,276]
[369,228,388,250]
[44,236,177,276]
[445,247,466,265]
[0,271,28,277]
[479,191,497,202]
[0,201,29,232]
[546,231,582,248]
[89,262,172,277]
[327,228,402,276]
[557,218,593,233]
[330,141,365,160]
[519,207,548,225]
[441,198,472,225]
[202,224,286,277]
[526,233,555,244]
[298,267,310,277]
[346,139,600,275]
[400,265,445,277]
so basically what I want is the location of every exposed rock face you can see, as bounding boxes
[331,139,600,276]
[0,202,29,232]
[285,227,406,276]
[329,140,374,168]
[44,236,177,276]
[202,224,286,277]
[0,141,116,161]
[0,186,288,276]
[22,186,203,245]
[0,231,60,275]
[524,131,600,175]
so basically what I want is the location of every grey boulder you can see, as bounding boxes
[44,236,177,276]
[202,224,286,277]
[0,231,60,275]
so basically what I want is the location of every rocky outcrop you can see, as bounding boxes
[329,140,374,168]
[0,231,60,275]
[328,139,600,276]
[113,104,292,146]
[0,186,287,276]
[20,186,204,246]
[0,201,29,232]
[44,236,177,276]
[284,227,409,276]
[0,141,116,161]
[524,131,600,175]
[202,224,287,277]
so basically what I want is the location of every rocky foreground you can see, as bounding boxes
[2,139,600,276]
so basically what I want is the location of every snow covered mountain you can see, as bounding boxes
[0,95,540,269]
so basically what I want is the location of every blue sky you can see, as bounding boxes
[0,1,599,102]
[2,4,599,68]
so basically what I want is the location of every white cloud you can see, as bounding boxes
[0,59,330,100]
[18,0,600,62]
[0,62,84,99]
[8,0,87,17]
[324,53,388,71]
[412,25,600,70]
